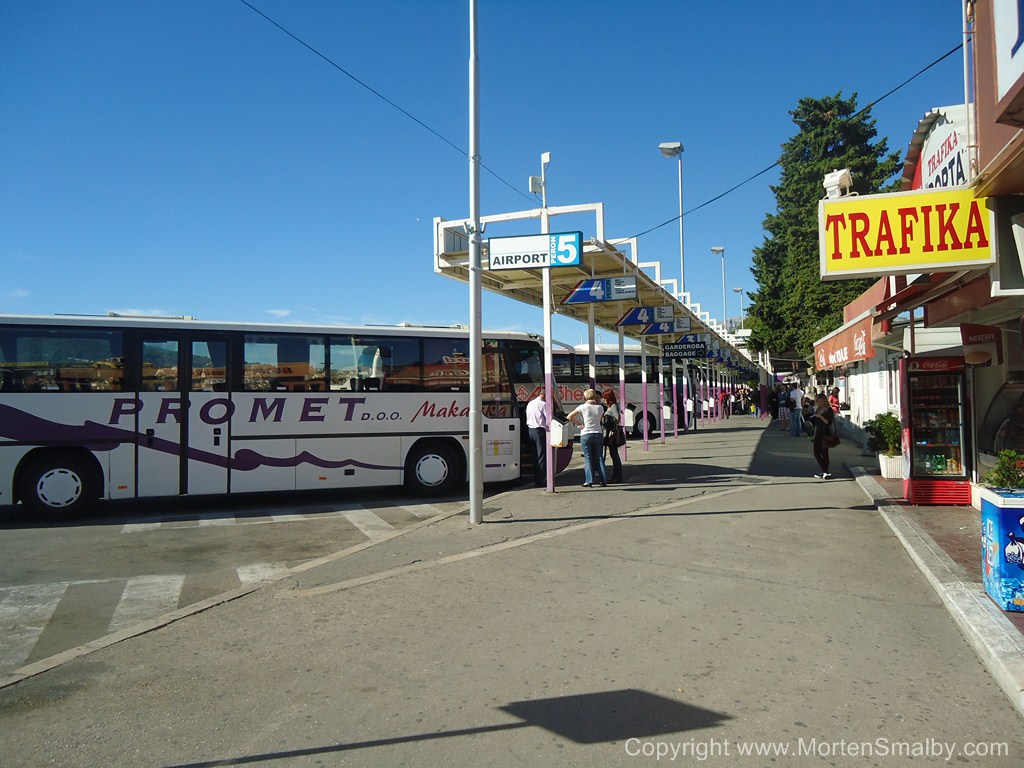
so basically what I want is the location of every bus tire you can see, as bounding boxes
[19,452,101,519]
[405,441,461,497]
[631,412,658,439]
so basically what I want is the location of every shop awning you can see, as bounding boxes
[872,273,959,323]
[813,312,875,371]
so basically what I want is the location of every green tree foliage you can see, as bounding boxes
[748,93,901,359]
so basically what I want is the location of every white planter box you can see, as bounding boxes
[879,453,903,480]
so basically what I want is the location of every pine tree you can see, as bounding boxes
[747,93,901,361]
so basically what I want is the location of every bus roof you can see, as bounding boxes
[0,314,542,341]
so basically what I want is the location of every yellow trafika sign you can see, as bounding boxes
[818,187,993,280]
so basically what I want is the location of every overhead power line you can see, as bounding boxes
[630,42,965,241]
[237,0,538,205]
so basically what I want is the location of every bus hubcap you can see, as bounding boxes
[415,455,448,487]
[36,468,83,508]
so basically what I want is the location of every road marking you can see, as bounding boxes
[108,575,185,634]
[290,485,752,598]
[341,507,396,539]
[236,563,290,584]
[196,512,237,527]
[398,503,447,518]
[0,583,68,671]
[121,521,162,533]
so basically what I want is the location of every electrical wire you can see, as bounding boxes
[236,0,539,205]
[239,0,963,230]
[631,42,965,241]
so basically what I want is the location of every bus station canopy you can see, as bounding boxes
[433,204,757,373]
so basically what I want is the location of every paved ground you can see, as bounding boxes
[0,491,467,675]
[2,418,1023,767]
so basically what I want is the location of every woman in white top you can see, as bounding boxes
[567,389,607,487]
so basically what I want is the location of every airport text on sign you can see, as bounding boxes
[487,231,582,271]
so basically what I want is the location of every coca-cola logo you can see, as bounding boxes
[910,357,962,371]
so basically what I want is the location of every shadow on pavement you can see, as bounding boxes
[161,689,732,766]
[749,419,868,480]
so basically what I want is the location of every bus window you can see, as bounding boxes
[243,335,326,392]
[141,340,180,392]
[329,336,422,392]
[0,327,124,392]
[191,340,229,392]
[505,341,544,385]
[423,338,469,392]
[594,354,619,384]
[483,350,513,417]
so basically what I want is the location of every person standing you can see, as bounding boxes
[776,385,790,432]
[525,387,549,487]
[567,389,607,488]
[810,393,836,480]
[789,382,805,437]
[828,387,841,414]
[602,389,624,483]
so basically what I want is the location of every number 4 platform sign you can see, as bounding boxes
[561,276,637,305]
[487,231,582,271]
[617,305,673,326]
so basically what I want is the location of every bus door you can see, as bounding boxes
[481,345,519,482]
[137,336,185,498]
[185,335,231,495]
[137,334,232,498]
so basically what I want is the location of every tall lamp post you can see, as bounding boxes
[658,141,684,295]
[733,287,745,330]
[711,246,725,327]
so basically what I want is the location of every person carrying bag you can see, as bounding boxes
[601,389,624,483]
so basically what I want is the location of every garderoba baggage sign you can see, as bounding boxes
[818,187,993,280]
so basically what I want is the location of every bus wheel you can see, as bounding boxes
[405,441,461,497]
[20,453,100,519]
[631,413,658,439]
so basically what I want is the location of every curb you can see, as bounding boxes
[850,466,1024,721]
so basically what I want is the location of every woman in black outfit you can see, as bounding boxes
[810,393,835,480]
[602,389,624,483]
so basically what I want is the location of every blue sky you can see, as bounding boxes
[1,1,966,344]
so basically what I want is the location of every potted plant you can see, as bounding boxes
[864,412,903,480]
[979,450,1024,611]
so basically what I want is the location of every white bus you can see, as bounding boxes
[551,343,680,437]
[0,315,568,518]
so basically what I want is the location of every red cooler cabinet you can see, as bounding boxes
[899,356,972,505]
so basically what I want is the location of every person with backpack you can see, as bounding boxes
[810,393,837,480]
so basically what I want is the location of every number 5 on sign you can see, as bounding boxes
[549,232,582,267]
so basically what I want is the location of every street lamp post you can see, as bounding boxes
[733,287,745,330]
[658,142,684,295]
[711,246,725,328]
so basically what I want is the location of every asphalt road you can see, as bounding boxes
[2,419,1022,767]
[0,488,467,675]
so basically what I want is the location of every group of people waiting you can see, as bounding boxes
[525,387,625,489]
[768,383,842,480]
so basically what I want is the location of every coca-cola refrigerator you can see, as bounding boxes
[899,356,972,505]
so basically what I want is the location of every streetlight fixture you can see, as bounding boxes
[711,246,725,327]
[733,287,745,330]
[658,141,684,295]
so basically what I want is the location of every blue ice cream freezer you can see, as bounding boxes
[980,487,1024,611]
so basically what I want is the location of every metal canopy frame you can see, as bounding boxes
[433,202,755,363]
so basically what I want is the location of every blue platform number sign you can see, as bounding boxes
[550,232,581,267]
